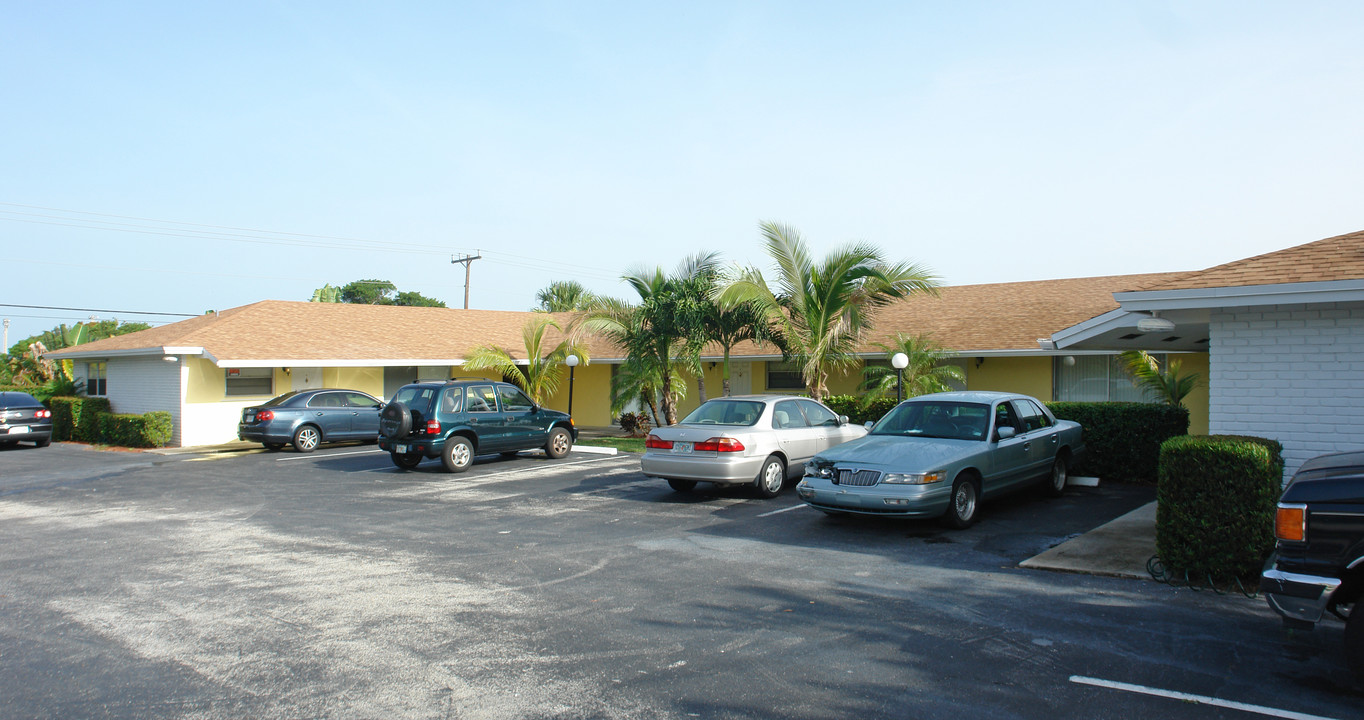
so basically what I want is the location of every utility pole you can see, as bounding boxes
[451,252,482,309]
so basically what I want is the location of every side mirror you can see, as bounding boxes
[838,415,849,426]
[864,421,875,431]
[996,426,1017,441]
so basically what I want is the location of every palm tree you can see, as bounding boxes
[1119,350,1199,406]
[535,280,598,313]
[862,333,965,401]
[462,316,589,405]
[584,253,718,426]
[717,222,940,401]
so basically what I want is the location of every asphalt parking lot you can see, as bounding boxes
[1,442,1359,719]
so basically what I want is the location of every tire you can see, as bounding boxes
[943,475,980,529]
[390,452,421,470]
[1347,603,1364,690]
[379,402,412,441]
[263,442,286,451]
[754,455,786,498]
[441,436,474,473]
[34,437,51,448]
[544,427,572,459]
[667,479,697,493]
[1043,454,1068,497]
[292,425,321,453]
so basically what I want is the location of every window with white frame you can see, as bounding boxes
[85,362,107,396]
[225,367,273,397]
[1053,354,1160,402]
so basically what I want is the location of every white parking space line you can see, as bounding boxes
[757,504,809,518]
[1070,676,1342,720]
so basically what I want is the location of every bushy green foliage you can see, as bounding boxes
[822,395,899,425]
[97,411,173,448]
[1046,402,1189,483]
[1155,435,1284,584]
[49,396,111,442]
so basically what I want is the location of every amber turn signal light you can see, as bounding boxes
[1274,503,1307,542]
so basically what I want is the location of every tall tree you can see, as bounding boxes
[337,279,446,307]
[534,280,597,312]
[584,253,717,426]
[717,222,940,401]
[461,316,589,405]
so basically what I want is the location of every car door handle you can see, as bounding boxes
[315,412,324,417]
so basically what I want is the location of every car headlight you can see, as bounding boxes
[804,460,835,479]
[881,471,947,485]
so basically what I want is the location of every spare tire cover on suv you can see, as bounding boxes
[379,401,413,440]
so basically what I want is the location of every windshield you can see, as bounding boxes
[871,401,989,441]
[680,400,764,426]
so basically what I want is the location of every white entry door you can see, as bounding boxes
[291,367,323,392]
[729,361,752,395]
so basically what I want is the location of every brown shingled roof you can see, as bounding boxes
[50,272,1177,363]
[1142,229,1364,292]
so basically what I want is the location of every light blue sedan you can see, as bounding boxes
[797,391,1084,528]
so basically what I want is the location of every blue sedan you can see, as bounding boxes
[238,389,383,452]
[797,391,1084,528]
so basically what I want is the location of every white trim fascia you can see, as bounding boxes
[209,357,634,368]
[1115,279,1364,311]
[1049,309,1142,349]
[43,346,206,360]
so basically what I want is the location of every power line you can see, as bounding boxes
[0,303,199,317]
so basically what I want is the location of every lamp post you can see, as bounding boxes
[565,354,579,417]
[891,352,909,403]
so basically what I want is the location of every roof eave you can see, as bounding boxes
[1115,278,1364,311]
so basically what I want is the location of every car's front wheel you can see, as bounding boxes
[943,474,979,529]
[545,427,572,459]
[442,436,474,473]
[754,455,785,498]
[292,425,321,453]
[390,452,421,470]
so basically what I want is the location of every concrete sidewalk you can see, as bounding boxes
[1020,501,1157,580]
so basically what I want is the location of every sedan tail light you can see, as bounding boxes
[35,409,51,419]
[1274,503,1307,542]
[255,410,275,422]
[645,434,673,449]
[696,437,744,452]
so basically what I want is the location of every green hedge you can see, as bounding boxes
[1155,435,1284,584]
[823,395,900,425]
[49,396,111,442]
[47,396,172,448]
[1046,402,1189,483]
[97,411,174,448]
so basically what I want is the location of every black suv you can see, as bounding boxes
[377,379,576,472]
[1260,450,1364,687]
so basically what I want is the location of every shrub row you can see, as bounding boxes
[1046,402,1189,484]
[1155,434,1284,585]
[822,395,900,425]
[48,396,172,447]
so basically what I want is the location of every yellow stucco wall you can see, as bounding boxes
[325,367,384,398]
[1175,352,1210,435]
[963,356,1053,398]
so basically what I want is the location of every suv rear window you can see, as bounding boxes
[392,385,440,415]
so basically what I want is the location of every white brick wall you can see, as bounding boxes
[1209,301,1364,479]
[107,357,184,445]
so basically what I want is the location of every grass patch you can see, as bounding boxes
[577,436,646,453]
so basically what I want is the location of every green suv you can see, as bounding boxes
[377,379,577,472]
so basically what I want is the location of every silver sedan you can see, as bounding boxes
[641,395,868,498]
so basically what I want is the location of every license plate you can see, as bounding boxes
[7,426,28,434]
[672,441,693,454]
[396,444,409,454]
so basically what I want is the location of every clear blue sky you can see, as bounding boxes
[4,2,1363,346]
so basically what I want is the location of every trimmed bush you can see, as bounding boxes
[1046,402,1189,483]
[823,395,899,426]
[1155,435,1283,585]
[48,396,111,443]
[617,411,651,438]
[96,411,174,448]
